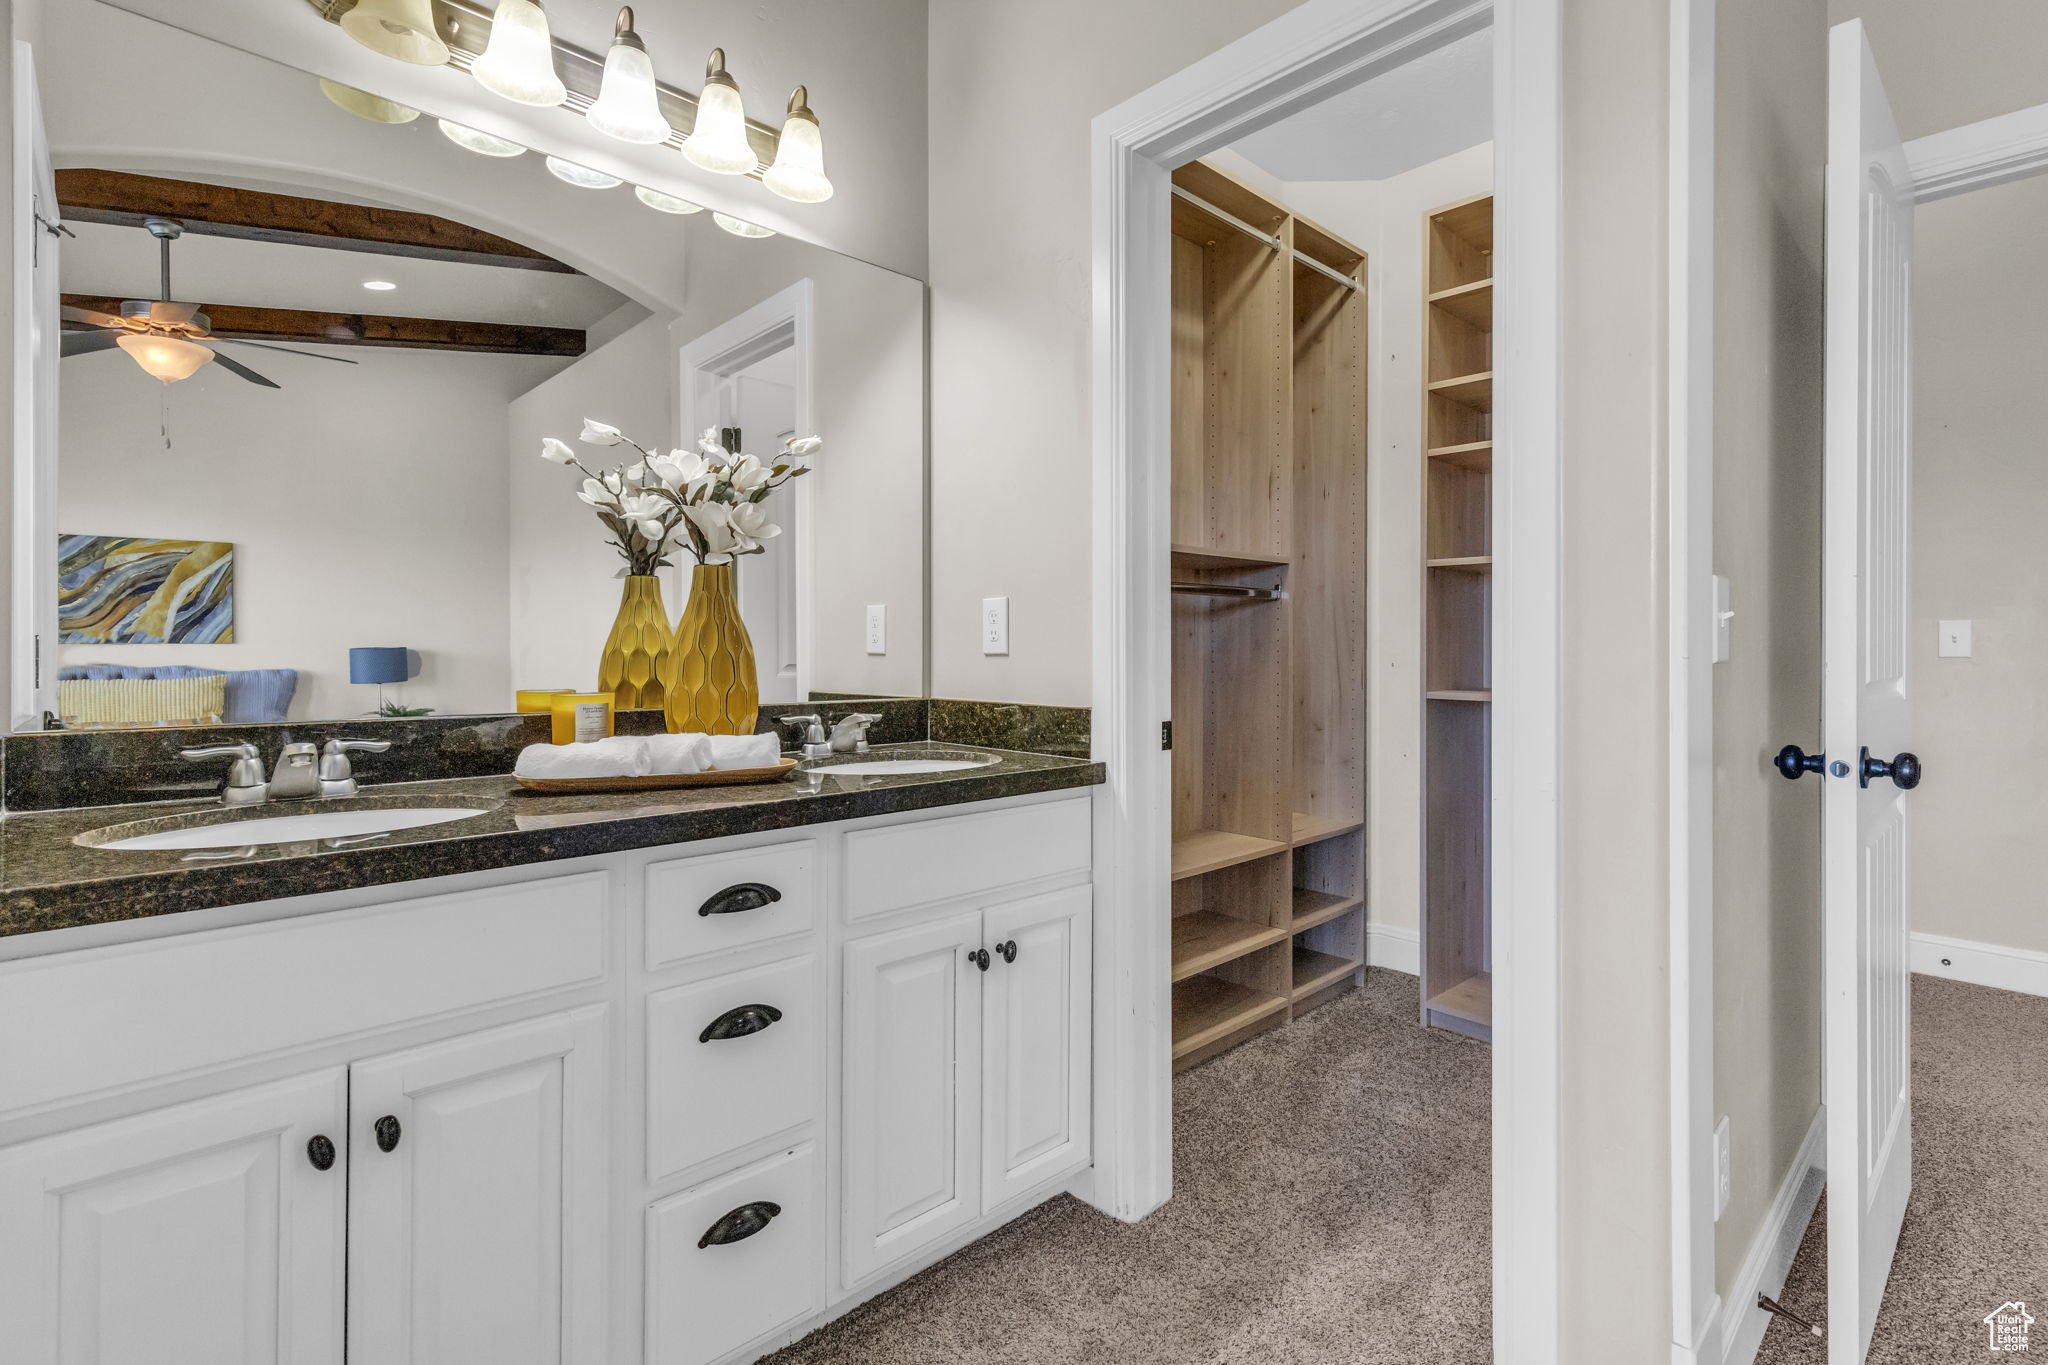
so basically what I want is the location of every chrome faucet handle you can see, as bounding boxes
[829,713,884,754]
[181,742,268,807]
[318,738,392,799]
[269,741,321,800]
[777,714,832,761]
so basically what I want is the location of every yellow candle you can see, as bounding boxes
[516,688,575,714]
[549,692,616,744]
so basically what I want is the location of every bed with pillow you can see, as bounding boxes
[57,665,299,727]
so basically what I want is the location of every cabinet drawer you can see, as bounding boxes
[841,797,1091,922]
[646,1144,821,1365]
[647,956,820,1181]
[0,873,607,1117]
[645,841,818,967]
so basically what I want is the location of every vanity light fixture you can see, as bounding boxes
[586,7,670,144]
[117,333,215,384]
[546,156,623,189]
[362,280,399,291]
[712,212,775,239]
[682,49,757,175]
[633,185,704,214]
[470,0,567,108]
[319,80,420,124]
[338,0,450,66]
[438,119,527,157]
[763,86,832,203]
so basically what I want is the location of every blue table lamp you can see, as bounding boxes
[350,646,414,714]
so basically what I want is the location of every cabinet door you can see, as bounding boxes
[981,885,1093,1210]
[347,1007,607,1365]
[0,1070,348,1365]
[840,910,982,1287]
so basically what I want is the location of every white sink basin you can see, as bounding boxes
[97,807,490,851]
[820,758,996,775]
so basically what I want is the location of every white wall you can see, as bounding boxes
[62,345,560,719]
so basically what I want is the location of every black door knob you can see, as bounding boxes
[699,1003,783,1043]
[1859,748,1923,790]
[306,1134,336,1171]
[995,940,1018,964]
[1774,744,1826,781]
[374,1114,402,1153]
[968,947,990,971]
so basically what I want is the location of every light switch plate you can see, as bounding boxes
[981,596,1009,656]
[865,605,886,655]
[1714,1115,1732,1219]
[1712,574,1733,664]
[1938,619,1972,658]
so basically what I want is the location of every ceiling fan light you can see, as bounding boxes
[683,50,757,175]
[763,86,832,203]
[546,157,623,189]
[587,7,671,144]
[471,0,567,107]
[117,333,215,384]
[633,185,704,214]
[712,212,775,239]
[319,79,420,125]
[338,0,450,66]
[438,119,527,157]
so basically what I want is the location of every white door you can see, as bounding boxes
[1824,19,1918,1362]
[0,1071,348,1365]
[347,1007,608,1365]
[11,40,60,729]
[981,885,1092,1211]
[840,909,983,1286]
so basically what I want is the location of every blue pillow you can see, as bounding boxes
[57,665,298,724]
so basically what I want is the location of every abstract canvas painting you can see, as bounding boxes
[58,534,235,644]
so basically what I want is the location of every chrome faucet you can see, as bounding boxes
[269,742,320,800]
[318,738,392,798]
[829,713,884,753]
[181,742,269,807]
[778,714,833,762]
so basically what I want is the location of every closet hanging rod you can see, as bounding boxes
[1170,185,1363,292]
[1296,250,1364,293]
[1171,582,1285,601]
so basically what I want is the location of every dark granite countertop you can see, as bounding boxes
[0,743,1103,939]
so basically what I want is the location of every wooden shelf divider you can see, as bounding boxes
[1171,830,1289,882]
[1290,888,1363,933]
[1172,913,1292,981]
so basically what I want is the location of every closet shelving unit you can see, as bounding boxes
[1166,160,1369,1071]
[1421,194,1495,1042]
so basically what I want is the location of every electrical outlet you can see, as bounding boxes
[1714,1116,1732,1219]
[1937,619,1972,658]
[981,596,1009,656]
[865,604,887,655]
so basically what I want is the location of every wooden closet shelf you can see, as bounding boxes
[1427,371,1494,412]
[1291,812,1365,846]
[1290,888,1364,933]
[1426,556,1493,572]
[1171,913,1291,982]
[1171,543,1292,569]
[1427,278,1494,327]
[1426,689,1492,703]
[1172,976,1290,1060]
[1425,971,1493,1028]
[1171,830,1289,881]
[1427,440,1493,471]
[1291,946,1362,1001]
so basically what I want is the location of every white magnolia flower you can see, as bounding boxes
[601,470,624,494]
[623,461,648,487]
[784,435,822,459]
[576,477,617,509]
[730,501,781,547]
[684,501,739,564]
[580,417,625,447]
[637,519,668,543]
[696,426,725,457]
[728,454,771,495]
[648,449,710,489]
[540,437,577,465]
[617,491,668,523]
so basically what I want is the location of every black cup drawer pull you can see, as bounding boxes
[699,1003,784,1043]
[698,882,783,917]
[698,1200,782,1248]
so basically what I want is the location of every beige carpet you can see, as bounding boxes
[1756,974,2048,1363]
[764,969,1492,1365]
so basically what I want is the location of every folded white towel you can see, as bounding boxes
[642,732,712,776]
[514,735,650,781]
[704,732,783,770]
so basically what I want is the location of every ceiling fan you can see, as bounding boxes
[59,217,360,388]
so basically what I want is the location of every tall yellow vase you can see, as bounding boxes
[599,574,675,711]
[666,563,759,734]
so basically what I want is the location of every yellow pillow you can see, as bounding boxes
[58,675,226,728]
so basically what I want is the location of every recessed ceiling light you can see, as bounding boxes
[633,185,704,215]
[546,156,624,189]
[713,212,776,239]
[438,119,527,157]
[363,280,398,292]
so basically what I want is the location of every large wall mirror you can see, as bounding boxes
[10,0,926,732]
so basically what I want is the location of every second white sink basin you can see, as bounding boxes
[820,758,996,775]
[97,807,490,851]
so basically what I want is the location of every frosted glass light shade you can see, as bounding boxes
[683,51,757,175]
[546,157,623,189]
[319,80,420,125]
[763,89,831,203]
[118,334,214,383]
[471,0,567,107]
[588,17,670,144]
[634,185,704,214]
[339,0,450,66]
[438,119,527,157]
[712,213,775,239]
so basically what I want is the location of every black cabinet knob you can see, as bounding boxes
[306,1134,336,1171]
[1773,744,1826,781]
[698,1200,781,1248]
[698,882,782,917]
[1859,747,1923,790]
[968,947,990,972]
[995,940,1018,964]
[374,1114,402,1153]
[699,1003,784,1043]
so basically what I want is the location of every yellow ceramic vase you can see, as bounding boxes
[599,575,675,711]
[666,564,759,734]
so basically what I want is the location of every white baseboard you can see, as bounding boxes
[1710,1108,1826,1365]
[1912,931,2048,998]
[1366,922,1419,976]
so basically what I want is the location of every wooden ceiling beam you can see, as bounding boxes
[55,169,578,274]
[62,295,585,358]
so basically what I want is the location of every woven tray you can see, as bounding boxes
[514,757,799,793]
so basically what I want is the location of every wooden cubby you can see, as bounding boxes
[1169,160,1369,1070]
[1422,193,1495,1041]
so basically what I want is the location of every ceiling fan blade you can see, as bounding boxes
[61,330,124,357]
[205,347,281,389]
[215,338,361,366]
[61,304,123,328]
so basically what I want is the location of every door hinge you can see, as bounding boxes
[1160,721,1173,751]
